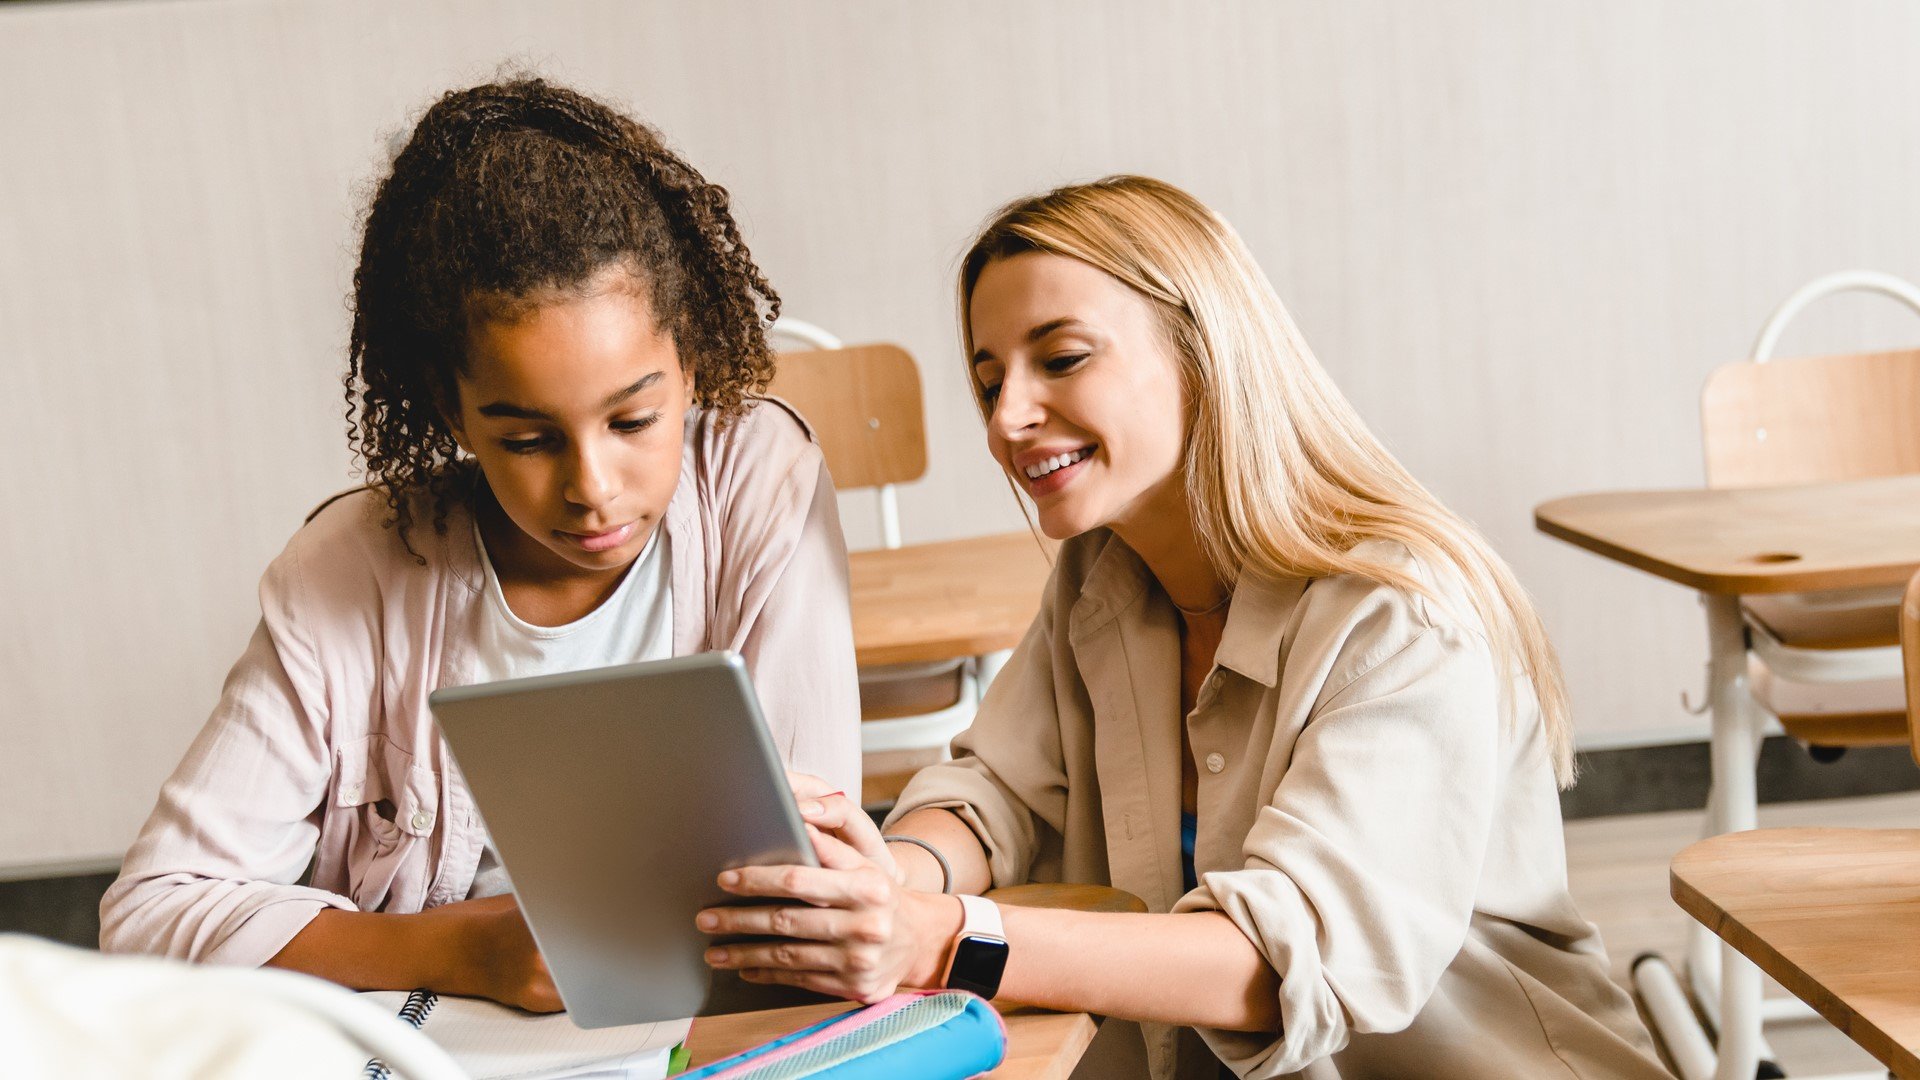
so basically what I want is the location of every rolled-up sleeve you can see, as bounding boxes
[1172,621,1501,1077]
[99,562,358,965]
[884,593,1067,889]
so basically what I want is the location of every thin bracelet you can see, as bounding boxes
[882,834,953,894]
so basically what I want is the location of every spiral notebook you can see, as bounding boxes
[359,990,688,1080]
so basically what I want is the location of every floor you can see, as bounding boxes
[1563,790,1920,1077]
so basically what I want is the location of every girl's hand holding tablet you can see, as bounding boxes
[436,895,563,1013]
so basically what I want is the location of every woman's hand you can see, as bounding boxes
[783,772,901,884]
[421,894,564,1013]
[696,784,960,1003]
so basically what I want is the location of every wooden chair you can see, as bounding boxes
[1701,283,1920,751]
[767,338,976,809]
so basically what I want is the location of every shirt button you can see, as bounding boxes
[1205,752,1226,774]
[341,783,363,802]
[411,810,435,831]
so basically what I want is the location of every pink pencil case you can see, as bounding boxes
[681,990,1006,1079]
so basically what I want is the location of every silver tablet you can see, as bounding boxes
[430,651,828,1027]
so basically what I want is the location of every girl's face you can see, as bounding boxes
[968,251,1188,543]
[448,273,692,581]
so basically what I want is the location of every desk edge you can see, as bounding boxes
[1669,849,1920,1076]
[1534,511,1920,595]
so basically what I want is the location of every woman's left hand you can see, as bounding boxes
[782,773,902,885]
[696,791,960,1003]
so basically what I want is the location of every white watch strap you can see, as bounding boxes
[956,894,1004,941]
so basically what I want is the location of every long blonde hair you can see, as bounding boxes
[959,176,1575,786]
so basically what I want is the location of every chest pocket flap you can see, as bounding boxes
[334,734,441,838]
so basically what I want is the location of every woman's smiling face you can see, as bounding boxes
[967,251,1189,542]
[448,267,692,582]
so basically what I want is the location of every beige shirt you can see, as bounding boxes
[101,400,861,967]
[888,531,1667,1080]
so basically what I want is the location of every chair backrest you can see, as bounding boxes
[1700,347,1920,489]
[1904,569,1920,767]
[768,343,929,491]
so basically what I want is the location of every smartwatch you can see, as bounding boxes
[940,894,1009,1000]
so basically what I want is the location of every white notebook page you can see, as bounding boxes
[360,991,688,1080]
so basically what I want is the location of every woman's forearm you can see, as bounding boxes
[882,810,1278,1029]
[709,797,1281,1031]
[886,807,994,894]
[996,907,1281,1033]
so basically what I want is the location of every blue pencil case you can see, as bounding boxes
[681,990,1006,1079]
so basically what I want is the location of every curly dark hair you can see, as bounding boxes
[346,76,782,554]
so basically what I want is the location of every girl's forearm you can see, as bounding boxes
[995,907,1281,1033]
[266,908,458,992]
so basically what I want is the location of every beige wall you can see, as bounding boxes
[5,0,1920,870]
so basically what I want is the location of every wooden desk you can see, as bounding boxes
[685,1001,1096,1080]
[1535,475,1920,596]
[1536,475,1920,1079]
[848,532,1055,667]
[1672,828,1920,1078]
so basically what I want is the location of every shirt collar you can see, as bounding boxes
[1067,529,1307,687]
[1212,570,1308,687]
[1065,531,1154,641]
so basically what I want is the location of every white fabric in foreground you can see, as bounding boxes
[0,933,464,1080]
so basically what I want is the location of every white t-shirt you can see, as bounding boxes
[464,519,673,898]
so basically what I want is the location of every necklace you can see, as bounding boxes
[1171,591,1231,618]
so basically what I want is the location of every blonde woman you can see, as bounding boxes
[695,177,1666,1079]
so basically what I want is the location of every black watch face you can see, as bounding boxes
[948,934,1010,1000]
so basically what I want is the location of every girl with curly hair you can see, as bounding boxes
[99,78,859,1011]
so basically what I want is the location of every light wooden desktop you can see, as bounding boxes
[847,531,1054,668]
[1534,475,1920,597]
[1671,828,1920,1079]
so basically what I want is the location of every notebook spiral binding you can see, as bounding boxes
[363,989,440,1080]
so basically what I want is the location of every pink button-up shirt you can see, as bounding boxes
[100,400,860,967]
